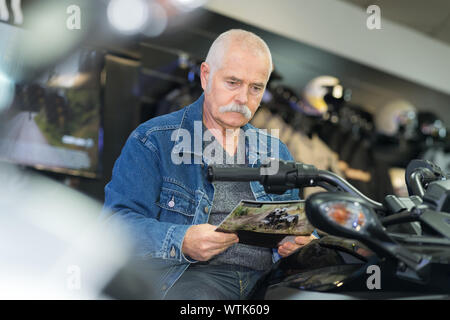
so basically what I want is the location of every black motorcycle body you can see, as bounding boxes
[207,159,450,299]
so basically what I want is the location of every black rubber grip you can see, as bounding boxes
[207,166,262,183]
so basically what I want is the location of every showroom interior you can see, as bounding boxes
[1,0,450,301]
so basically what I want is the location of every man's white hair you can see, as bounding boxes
[205,29,273,80]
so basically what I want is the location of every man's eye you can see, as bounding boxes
[251,86,263,94]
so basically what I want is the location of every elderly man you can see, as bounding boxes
[102,29,313,300]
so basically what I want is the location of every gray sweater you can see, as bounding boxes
[200,129,273,271]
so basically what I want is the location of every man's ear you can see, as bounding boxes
[200,62,210,91]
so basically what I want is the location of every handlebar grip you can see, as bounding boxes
[207,166,263,183]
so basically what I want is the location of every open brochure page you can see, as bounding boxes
[215,200,314,248]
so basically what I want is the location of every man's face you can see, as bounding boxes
[201,43,270,129]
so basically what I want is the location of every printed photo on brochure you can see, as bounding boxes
[215,200,314,248]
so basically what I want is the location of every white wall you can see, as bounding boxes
[204,0,450,96]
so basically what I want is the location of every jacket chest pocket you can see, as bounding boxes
[156,185,197,224]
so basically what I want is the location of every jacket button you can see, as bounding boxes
[204,206,209,214]
[170,246,176,258]
[168,196,175,208]
[161,285,167,291]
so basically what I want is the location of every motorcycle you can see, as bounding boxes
[207,159,450,299]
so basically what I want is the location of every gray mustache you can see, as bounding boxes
[218,103,252,120]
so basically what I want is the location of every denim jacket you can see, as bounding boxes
[102,94,300,298]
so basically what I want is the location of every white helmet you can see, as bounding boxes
[302,76,344,115]
[374,99,417,138]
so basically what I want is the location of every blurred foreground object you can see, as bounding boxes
[0,161,157,299]
[0,0,101,84]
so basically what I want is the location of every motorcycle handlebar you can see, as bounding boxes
[315,170,384,209]
[207,160,384,210]
[405,159,447,197]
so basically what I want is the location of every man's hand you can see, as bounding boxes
[182,224,239,261]
[277,234,317,258]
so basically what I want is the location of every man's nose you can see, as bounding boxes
[235,85,248,105]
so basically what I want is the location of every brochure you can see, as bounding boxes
[215,200,314,248]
